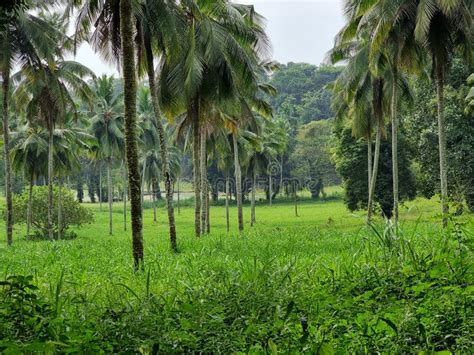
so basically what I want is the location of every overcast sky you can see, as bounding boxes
[71,0,345,76]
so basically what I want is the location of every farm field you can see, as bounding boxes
[1,196,472,353]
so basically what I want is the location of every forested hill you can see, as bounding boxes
[268,63,343,124]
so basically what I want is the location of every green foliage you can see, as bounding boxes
[467,73,474,114]
[289,120,339,198]
[10,186,93,238]
[0,201,472,353]
[334,126,416,217]
[269,63,342,124]
[404,59,474,212]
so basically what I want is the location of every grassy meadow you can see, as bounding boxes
[0,195,473,353]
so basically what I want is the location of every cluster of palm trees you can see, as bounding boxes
[1,0,283,268]
[330,0,472,227]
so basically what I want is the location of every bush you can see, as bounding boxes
[10,186,93,239]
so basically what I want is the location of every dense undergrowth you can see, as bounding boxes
[0,200,472,353]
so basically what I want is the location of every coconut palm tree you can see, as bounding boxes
[10,117,93,239]
[330,29,388,222]
[248,117,287,225]
[335,0,423,226]
[69,0,145,268]
[90,75,124,235]
[10,124,48,238]
[136,0,180,250]
[0,0,59,245]
[13,42,95,240]
[120,0,143,268]
[412,0,472,226]
[160,0,271,237]
[79,0,180,250]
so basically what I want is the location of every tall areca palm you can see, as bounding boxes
[90,75,124,235]
[0,1,58,245]
[14,51,95,239]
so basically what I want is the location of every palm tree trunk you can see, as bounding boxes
[122,160,127,231]
[200,128,208,234]
[141,158,146,205]
[367,123,382,223]
[280,154,284,197]
[177,176,181,215]
[58,178,62,240]
[294,180,298,217]
[251,172,256,226]
[152,179,157,223]
[108,158,113,235]
[48,123,54,240]
[191,100,201,237]
[233,133,243,232]
[367,136,372,194]
[120,0,143,269]
[99,162,103,211]
[145,44,177,250]
[27,173,34,239]
[436,69,449,228]
[226,175,230,233]
[2,67,13,245]
[391,68,399,227]
[269,173,273,206]
[206,183,210,234]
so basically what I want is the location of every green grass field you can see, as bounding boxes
[0,195,472,353]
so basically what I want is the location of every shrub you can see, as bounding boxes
[10,186,93,239]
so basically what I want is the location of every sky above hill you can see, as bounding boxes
[70,0,345,76]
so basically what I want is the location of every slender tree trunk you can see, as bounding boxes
[294,181,298,217]
[233,133,243,232]
[200,128,208,234]
[58,178,62,240]
[367,136,372,194]
[251,172,256,226]
[141,158,146,205]
[269,173,273,206]
[280,154,284,197]
[367,123,382,223]
[436,68,449,228]
[2,67,13,245]
[99,162,103,211]
[108,158,113,235]
[120,0,143,269]
[152,179,157,223]
[226,175,230,233]
[27,173,34,239]
[145,45,177,249]
[206,182,210,234]
[391,68,399,227]
[122,160,127,231]
[48,124,54,240]
[177,176,180,215]
[191,100,201,237]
